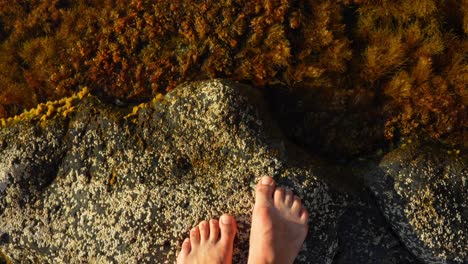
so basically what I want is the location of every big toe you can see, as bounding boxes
[219,214,237,245]
[255,176,275,205]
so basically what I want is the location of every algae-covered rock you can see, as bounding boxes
[0,80,343,263]
[367,142,467,264]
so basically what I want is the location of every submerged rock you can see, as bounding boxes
[366,142,467,264]
[0,80,343,263]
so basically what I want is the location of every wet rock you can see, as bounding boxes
[335,191,421,264]
[366,142,467,264]
[0,80,343,263]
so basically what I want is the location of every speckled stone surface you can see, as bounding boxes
[0,80,343,263]
[335,192,421,264]
[0,79,464,264]
[366,142,467,264]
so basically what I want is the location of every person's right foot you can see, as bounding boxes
[248,176,309,264]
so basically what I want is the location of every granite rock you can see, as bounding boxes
[0,80,343,263]
[0,79,464,264]
[335,191,421,264]
[366,141,467,264]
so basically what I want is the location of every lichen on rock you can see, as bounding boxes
[0,80,344,263]
[366,140,467,263]
[1,79,465,263]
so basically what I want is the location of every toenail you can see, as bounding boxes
[221,215,232,224]
[261,176,273,185]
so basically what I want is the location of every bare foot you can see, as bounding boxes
[177,214,237,264]
[248,176,309,264]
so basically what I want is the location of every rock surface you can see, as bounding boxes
[0,80,343,263]
[366,142,467,264]
[335,191,421,264]
[0,79,464,264]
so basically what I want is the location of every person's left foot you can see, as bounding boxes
[177,214,238,264]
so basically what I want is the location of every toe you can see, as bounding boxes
[181,238,191,254]
[300,208,309,224]
[190,226,200,247]
[292,195,302,214]
[255,176,275,205]
[219,214,237,245]
[176,238,191,263]
[199,221,209,242]
[274,187,285,205]
[284,189,294,206]
[209,219,220,241]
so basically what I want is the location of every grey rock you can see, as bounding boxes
[335,192,421,264]
[366,141,467,264]
[0,80,343,263]
[0,79,464,264]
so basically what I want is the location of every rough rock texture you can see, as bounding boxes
[0,79,464,264]
[335,191,421,264]
[366,142,467,264]
[0,80,344,263]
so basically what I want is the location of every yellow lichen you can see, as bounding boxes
[124,102,147,120]
[46,105,56,117]
[151,93,164,104]
[0,87,90,127]
[77,87,90,99]
[0,0,465,157]
[65,97,74,109]
[62,107,75,118]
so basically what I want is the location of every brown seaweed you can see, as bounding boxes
[0,0,466,157]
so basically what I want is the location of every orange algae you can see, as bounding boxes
[0,0,466,157]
